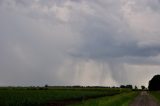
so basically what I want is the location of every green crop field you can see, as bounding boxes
[70,92,138,106]
[0,87,131,106]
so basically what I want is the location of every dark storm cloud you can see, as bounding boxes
[68,0,160,85]
[72,19,160,59]
[73,40,160,59]
[71,0,160,61]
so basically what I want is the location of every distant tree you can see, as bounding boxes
[45,84,48,88]
[141,86,145,90]
[134,86,138,90]
[120,85,133,89]
[120,85,126,88]
[126,85,133,89]
[148,75,160,91]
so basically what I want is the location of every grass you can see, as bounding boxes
[150,91,160,104]
[70,91,138,106]
[0,87,130,106]
[151,91,160,99]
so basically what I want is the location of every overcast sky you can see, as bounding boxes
[0,0,160,87]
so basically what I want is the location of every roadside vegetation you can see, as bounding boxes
[70,92,138,106]
[150,91,160,103]
[148,75,160,105]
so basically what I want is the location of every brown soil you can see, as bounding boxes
[129,91,160,106]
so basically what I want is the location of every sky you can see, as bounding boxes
[0,0,160,87]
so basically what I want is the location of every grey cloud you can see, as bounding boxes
[11,0,81,7]
[0,0,3,4]
[68,0,160,85]
[73,39,160,59]
[146,0,160,11]
[0,5,79,86]
[0,0,160,86]
[71,0,160,61]
[14,0,33,6]
[124,0,160,12]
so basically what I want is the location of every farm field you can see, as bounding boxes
[70,91,138,106]
[0,87,131,106]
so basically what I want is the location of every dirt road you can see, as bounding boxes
[129,91,160,106]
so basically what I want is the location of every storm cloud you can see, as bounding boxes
[0,0,160,87]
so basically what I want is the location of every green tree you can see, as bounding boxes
[141,86,145,90]
[134,86,138,90]
[148,75,160,91]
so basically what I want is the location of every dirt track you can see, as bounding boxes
[129,91,160,106]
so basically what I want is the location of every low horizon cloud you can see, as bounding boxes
[0,0,160,87]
